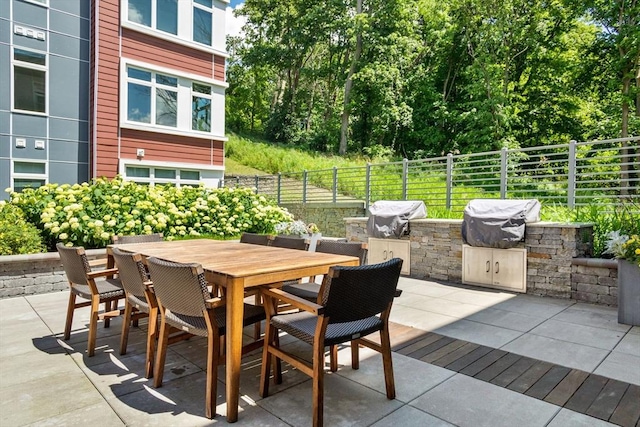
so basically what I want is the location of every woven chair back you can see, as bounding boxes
[146,257,210,317]
[111,247,149,300]
[316,240,368,265]
[271,235,309,250]
[112,233,163,245]
[321,258,402,323]
[240,233,270,245]
[56,243,91,286]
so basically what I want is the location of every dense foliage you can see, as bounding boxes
[0,202,44,255]
[7,178,293,250]
[227,0,639,164]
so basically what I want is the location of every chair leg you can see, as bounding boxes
[64,292,76,340]
[153,317,171,388]
[351,340,360,370]
[120,301,133,355]
[87,295,101,357]
[312,340,325,427]
[329,344,338,372]
[380,327,396,399]
[259,321,275,398]
[272,332,282,385]
[145,307,158,379]
[205,330,219,419]
[253,293,262,340]
[103,300,112,328]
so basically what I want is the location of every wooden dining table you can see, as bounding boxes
[107,239,359,422]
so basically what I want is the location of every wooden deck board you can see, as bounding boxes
[431,342,480,367]
[507,361,554,393]
[564,374,609,413]
[490,356,538,388]
[608,384,640,427]
[544,369,589,407]
[586,379,629,422]
[474,352,522,382]
[524,365,571,400]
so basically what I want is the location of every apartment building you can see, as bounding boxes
[0,0,228,200]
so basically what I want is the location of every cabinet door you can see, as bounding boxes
[462,245,493,285]
[387,240,411,275]
[492,248,526,292]
[367,238,388,265]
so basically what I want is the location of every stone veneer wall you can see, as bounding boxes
[571,258,618,305]
[0,249,106,299]
[345,218,616,304]
[281,203,366,238]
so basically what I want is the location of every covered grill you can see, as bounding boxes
[461,199,540,249]
[367,200,427,238]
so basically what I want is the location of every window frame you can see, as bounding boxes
[120,159,223,188]
[11,160,48,192]
[11,47,48,116]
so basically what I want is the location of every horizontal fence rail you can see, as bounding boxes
[223,136,640,213]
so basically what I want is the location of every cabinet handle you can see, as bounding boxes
[486,261,490,273]
[389,251,394,258]
[495,262,499,274]
[383,250,387,260]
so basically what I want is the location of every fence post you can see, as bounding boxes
[568,140,576,209]
[446,154,453,210]
[332,166,337,203]
[365,163,371,210]
[303,170,308,204]
[500,148,508,199]
[402,158,408,200]
[277,173,282,204]
[254,175,259,193]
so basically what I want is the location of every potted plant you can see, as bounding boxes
[275,220,322,251]
[605,231,640,325]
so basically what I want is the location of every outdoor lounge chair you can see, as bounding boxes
[57,243,124,357]
[259,258,403,427]
[271,235,309,250]
[240,232,271,245]
[146,256,267,419]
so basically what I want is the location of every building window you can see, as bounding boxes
[123,63,216,135]
[13,161,47,192]
[13,48,47,113]
[128,0,178,35]
[124,165,200,187]
[193,0,213,46]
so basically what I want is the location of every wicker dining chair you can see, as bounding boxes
[112,233,164,245]
[57,243,124,357]
[239,232,271,246]
[146,256,267,419]
[271,235,309,250]
[260,258,403,427]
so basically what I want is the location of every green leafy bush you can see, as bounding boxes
[8,177,293,249]
[0,202,45,255]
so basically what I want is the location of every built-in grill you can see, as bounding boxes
[367,200,427,239]
[461,199,540,249]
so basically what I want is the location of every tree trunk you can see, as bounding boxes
[339,0,363,156]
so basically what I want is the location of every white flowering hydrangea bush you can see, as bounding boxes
[8,177,293,249]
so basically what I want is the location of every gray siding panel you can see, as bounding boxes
[50,9,89,39]
[0,1,9,19]
[49,160,88,185]
[49,57,89,120]
[50,32,90,61]
[49,118,89,142]
[12,33,47,51]
[49,139,88,163]
[12,0,47,29]
[0,43,10,110]
[50,0,91,18]
[12,114,46,137]
[1,133,10,158]
[0,158,9,201]
[12,136,47,160]
[0,16,10,44]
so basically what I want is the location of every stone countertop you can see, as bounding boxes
[344,217,594,228]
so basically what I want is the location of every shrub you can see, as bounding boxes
[8,177,293,250]
[0,201,45,255]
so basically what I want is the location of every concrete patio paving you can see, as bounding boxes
[1,277,638,426]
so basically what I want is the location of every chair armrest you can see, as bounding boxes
[86,268,119,279]
[205,297,224,309]
[88,258,107,268]
[263,288,324,315]
[395,289,402,298]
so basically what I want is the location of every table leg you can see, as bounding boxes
[226,278,244,423]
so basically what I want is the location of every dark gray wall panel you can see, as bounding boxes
[0,1,9,19]
[49,139,88,163]
[51,0,91,18]
[12,136,47,160]
[12,114,46,137]
[12,33,47,51]
[0,43,10,110]
[49,118,89,142]
[50,32,89,61]
[50,9,89,39]
[0,134,10,158]
[49,57,89,120]
[13,0,47,29]
[0,111,9,140]
[49,161,88,185]
[0,159,9,201]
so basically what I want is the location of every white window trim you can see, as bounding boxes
[21,0,49,7]
[11,159,48,191]
[120,0,229,57]
[119,159,223,187]
[121,58,228,140]
[11,47,48,116]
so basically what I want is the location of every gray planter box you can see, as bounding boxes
[618,259,640,326]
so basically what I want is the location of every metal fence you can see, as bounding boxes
[224,136,640,213]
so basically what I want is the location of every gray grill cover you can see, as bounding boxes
[367,200,427,238]
[462,199,540,248]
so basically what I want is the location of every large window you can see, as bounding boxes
[13,48,47,113]
[127,0,178,35]
[124,63,217,135]
[193,0,213,46]
[12,161,47,192]
[124,165,201,187]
